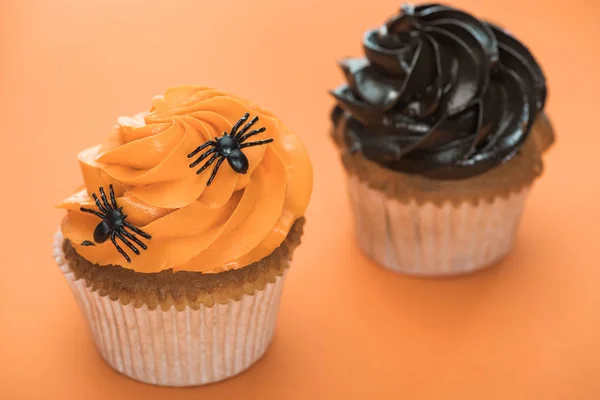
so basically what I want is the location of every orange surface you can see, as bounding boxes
[1,0,599,398]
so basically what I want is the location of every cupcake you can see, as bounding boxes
[331,4,554,276]
[53,85,313,386]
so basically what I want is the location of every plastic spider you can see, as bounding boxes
[187,113,274,185]
[79,185,151,263]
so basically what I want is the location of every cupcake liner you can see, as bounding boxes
[347,176,529,276]
[53,232,287,387]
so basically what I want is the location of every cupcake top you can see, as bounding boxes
[331,3,547,179]
[58,86,313,273]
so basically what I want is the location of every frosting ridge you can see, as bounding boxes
[331,3,547,179]
[59,86,312,273]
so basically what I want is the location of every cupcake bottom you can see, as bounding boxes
[53,219,304,386]
[337,114,553,276]
[348,176,529,276]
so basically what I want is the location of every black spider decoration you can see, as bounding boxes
[187,113,274,185]
[79,185,151,263]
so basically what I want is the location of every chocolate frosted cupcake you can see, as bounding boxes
[331,4,554,276]
[53,86,312,386]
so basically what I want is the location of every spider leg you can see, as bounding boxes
[99,187,113,211]
[109,184,118,208]
[116,230,140,255]
[195,153,219,175]
[235,116,259,140]
[206,157,226,186]
[187,140,215,158]
[120,228,148,250]
[123,221,152,239]
[239,138,274,149]
[111,232,131,263]
[80,207,106,219]
[238,127,267,144]
[189,148,216,168]
[230,113,249,137]
[92,193,108,214]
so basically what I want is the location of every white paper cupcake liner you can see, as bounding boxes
[347,176,529,276]
[53,232,287,387]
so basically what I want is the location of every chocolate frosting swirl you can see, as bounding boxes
[331,3,547,179]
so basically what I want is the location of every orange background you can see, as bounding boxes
[1,0,600,398]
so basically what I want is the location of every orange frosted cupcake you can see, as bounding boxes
[53,85,313,386]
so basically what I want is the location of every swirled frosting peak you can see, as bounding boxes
[331,3,547,179]
[58,86,313,273]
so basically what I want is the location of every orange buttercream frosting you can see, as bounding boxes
[58,85,313,273]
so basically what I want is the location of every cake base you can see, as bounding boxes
[338,113,553,205]
[53,231,288,386]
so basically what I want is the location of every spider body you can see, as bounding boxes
[93,209,125,243]
[215,134,249,174]
[187,113,274,185]
[80,185,151,263]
